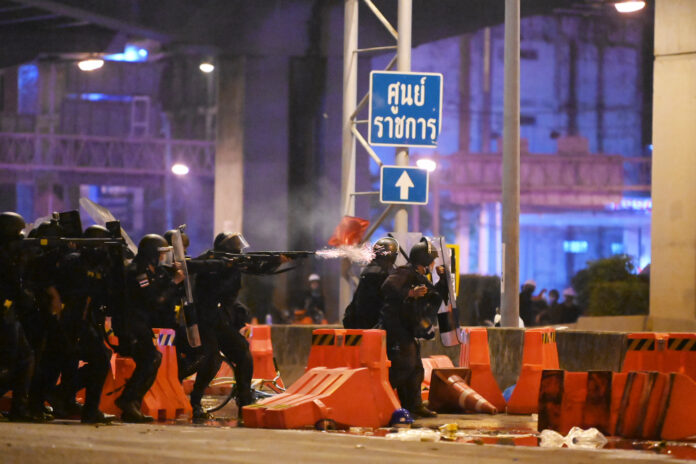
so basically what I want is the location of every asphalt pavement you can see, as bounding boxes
[0,413,692,464]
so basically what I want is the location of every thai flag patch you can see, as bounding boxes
[137,273,149,287]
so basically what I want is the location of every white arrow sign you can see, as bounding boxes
[395,170,415,200]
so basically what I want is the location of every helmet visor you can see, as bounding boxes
[158,246,174,266]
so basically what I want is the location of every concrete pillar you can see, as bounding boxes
[458,35,471,153]
[650,0,696,330]
[477,203,489,274]
[493,202,502,275]
[456,209,470,274]
[214,56,245,236]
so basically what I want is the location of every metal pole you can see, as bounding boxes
[500,0,520,327]
[394,0,411,234]
[339,0,359,318]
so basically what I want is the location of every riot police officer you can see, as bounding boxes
[380,238,448,418]
[47,224,115,423]
[22,219,65,420]
[343,237,399,329]
[189,232,289,422]
[0,212,36,421]
[188,233,253,421]
[114,234,184,423]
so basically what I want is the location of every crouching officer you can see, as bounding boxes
[114,234,184,422]
[343,237,398,329]
[380,238,448,418]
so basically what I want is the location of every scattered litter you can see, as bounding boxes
[385,429,441,442]
[539,427,607,449]
[438,423,459,441]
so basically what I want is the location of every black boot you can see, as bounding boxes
[9,400,46,423]
[48,391,83,419]
[410,404,437,418]
[115,396,154,423]
[81,408,115,424]
[192,404,214,423]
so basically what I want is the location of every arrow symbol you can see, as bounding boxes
[395,171,414,200]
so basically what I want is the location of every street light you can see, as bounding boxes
[171,163,190,176]
[614,1,645,13]
[416,158,437,172]
[199,62,215,73]
[77,58,104,71]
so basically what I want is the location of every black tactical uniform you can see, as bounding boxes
[22,220,65,420]
[47,225,115,423]
[0,212,36,421]
[114,234,180,423]
[189,233,285,421]
[343,237,399,329]
[380,239,447,417]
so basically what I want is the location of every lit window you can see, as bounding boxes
[563,240,588,254]
[18,64,39,114]
[611,243,624,254]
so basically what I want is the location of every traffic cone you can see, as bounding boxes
[431,371,497,414]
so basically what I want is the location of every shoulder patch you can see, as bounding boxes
[137,273,150,287]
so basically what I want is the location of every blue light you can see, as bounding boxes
[611,243,624,254]
[104,45,148,62]
[66,93,133,102]
[18,64,39,114]
[563,240,588,254]
[606,198,652,211]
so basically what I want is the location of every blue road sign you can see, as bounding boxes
[369,71,443,148]
[380,166,429,205]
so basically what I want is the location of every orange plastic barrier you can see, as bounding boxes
[621,332,668,373]
[614,371,650,438]
[305,328,365,371]
[242,329,400,429]
[664,333,696,382]
[100,328,192,420]
[421,355,455,401]
[457,328,507,412]
[540,370,696,440]
[249,325,284,387]
[507,328,559,414]
[659,372,696,440]
[429,371,497,414]
[608,372,628,435]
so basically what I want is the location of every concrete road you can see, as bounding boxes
[0,417,689,464]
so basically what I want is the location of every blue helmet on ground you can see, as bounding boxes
[389,408,414,427]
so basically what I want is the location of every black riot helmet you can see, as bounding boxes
[136,234,168,265]
[84,224,110,238]
[35,219,64,238]
[163,229,190,250]
[0,212,26,243]
[214,232,249,254]
[373,237,399,265]
[409,238,438,267]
